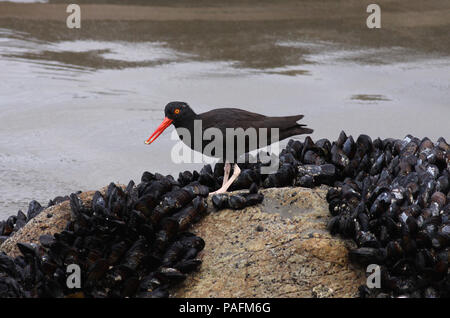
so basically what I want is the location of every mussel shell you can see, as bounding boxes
[159,189,194,213]
[174,259,202,273]
[141,171,155,182]
[349,247,386,266]
[107,241,128,265]
[356,231,379,248]
[343,136,356,159]
[229,195,247,210]
[212,194,229,210]
[86,258,109,282]
[297,164,336,185]
[157,267,187,284]
[327,216,340,235]
[122,239,149,271]
[178,170,194,186]
[331,145,350,169]
[356,134,373,155]
[230,169,260,191]
[26,200,43,220]
[249,183,259,194]
[262,164,295,188]
[297,175,314,188]
[336,131,348,148]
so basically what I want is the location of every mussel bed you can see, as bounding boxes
[272,132,449,297]
[0,131,448,298]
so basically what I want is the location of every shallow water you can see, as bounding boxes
[0,2,449,218]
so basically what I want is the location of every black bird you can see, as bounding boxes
[145,101,313,193]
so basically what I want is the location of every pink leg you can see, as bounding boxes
[210,163,241,195]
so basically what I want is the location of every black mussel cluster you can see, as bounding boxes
[211,183,264,211]
[322,133,449,298]
[215,137,339,190]
[178,162,267,211]
[255,132,448,297]
[0,201,45,243]
[0,209,31,244]
[0,175,210,297]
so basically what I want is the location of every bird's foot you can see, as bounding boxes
[209,163,241,196]
[210,188,229,195]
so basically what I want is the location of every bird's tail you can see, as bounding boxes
[291,124,314,135]
[289,115,313,135]
[267,114,313,138]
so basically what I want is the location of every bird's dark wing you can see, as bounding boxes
[198,108,265,130]
[199,108,304,131]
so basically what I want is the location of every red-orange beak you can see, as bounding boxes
[145,117,173,145]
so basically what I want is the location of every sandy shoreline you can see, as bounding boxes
[0,2,449,25]
[5,3,317,21]
[1,1,449,66]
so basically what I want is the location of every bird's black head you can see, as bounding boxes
[164,101,196,126]
[145,101,197,145]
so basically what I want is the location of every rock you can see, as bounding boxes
[0,185,365,297]
[172,186,365,297]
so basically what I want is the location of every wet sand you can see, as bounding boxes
[0,0,449,217]
[1,0,450,68]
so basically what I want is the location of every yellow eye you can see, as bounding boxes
[174,108,180,114]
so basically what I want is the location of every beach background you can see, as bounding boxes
[0,0,449,218]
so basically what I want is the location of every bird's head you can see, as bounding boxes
[145,101,195,145]
[164,101,194,122]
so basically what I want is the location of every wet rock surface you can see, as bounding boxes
[173,186,365,298]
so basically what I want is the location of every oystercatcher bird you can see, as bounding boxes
[145,101,313,194]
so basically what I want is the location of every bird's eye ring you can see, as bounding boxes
[174,108,180,114]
